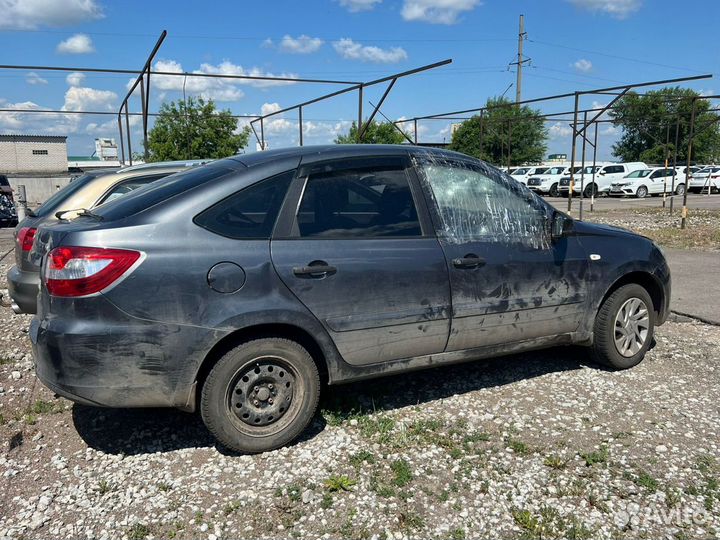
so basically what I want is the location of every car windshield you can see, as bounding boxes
[532,167,548,174]
[546,167,565,174]
[581,166,600,174]
[512,168,530,175]
[32,172,109,218]
[626,169,652,178]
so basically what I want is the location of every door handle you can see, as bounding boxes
[452,255,485,269]
[292,264,337,277]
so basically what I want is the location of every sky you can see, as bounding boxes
[0,0,718,160]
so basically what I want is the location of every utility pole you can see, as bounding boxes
[510,14,529,104]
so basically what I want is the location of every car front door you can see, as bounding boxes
[271,156,451,366]
[413,155,590,351]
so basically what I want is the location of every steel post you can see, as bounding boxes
[662,123,670,208]
[670,115,680,214]
[413,118,418,144]
[298,106,303,147]
[579,110,588,220]
[357,85,364,142]
[125,102,133,165]
[681,98,697,229]
[16,185,27,222]
[567,92,580,213]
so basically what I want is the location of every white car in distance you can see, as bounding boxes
[526,166,570,197]
[609,167,681,198]
[510,166,549,185]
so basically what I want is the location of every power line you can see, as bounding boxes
[529,39,707,74]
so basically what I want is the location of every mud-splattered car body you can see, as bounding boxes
[29,145,670,412]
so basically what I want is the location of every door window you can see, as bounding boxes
[296,166,421,238]
[604,165,625,174]
[96,174,167,205]
[418,159,549,247]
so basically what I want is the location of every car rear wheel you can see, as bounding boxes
[549,183,559,197]
[200,338,320,453]
[675,183,685,196]
[591,284,655,370]
[635,185,648,198]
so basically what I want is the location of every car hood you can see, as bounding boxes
[572,219,638,238]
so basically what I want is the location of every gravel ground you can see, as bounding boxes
[1,220,719,540]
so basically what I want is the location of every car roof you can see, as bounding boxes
[232,144,473,168]
[118,159,214,172]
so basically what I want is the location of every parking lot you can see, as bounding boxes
[0,202,718,540]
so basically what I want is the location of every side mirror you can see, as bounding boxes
[599,170,606,175]
[551,212,573,241]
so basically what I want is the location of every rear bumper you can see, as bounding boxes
[7,264,40,314]
[30,298,215,410]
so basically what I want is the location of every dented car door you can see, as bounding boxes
[414,156,590,351]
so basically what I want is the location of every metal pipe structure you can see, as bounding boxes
[0,64,363,86]
[117,30,167,164]
[567,92,580,213]
[662,122,670,208]
[249,59,452,148]
[682,98,697,229]
[579,110,588,220]
[670,115,680,214]
[298,106,303,147]
[590,121,598,213]
[358,78,397,141]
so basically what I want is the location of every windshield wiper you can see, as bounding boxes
[55,208,103,221]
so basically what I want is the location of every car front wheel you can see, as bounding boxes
[201,337,321,453]
[675,183,685,196]
[549,183,560,197]
[635,185,648,198]
[591,284,655,369]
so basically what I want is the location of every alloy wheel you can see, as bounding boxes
[613,297,650,357]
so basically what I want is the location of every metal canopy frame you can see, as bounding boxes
[248,59,452,149]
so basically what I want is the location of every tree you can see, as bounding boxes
[449,97,547,166]
[610,87,720,164]
[335,121,407,145]
[146,96,250,161]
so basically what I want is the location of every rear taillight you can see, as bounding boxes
[17,227,37,252]
[45,246,142,297]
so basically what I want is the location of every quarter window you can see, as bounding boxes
[604,165,624,174]
[296,165,421,238]
[418,159,549,246]
[194,170,294,239]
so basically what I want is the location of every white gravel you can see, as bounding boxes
[0,227,718,539]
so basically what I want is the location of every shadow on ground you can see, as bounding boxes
[72,345,598,456]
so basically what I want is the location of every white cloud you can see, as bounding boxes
[26,72,48,85]
[549,122,573,138]
[0,99,48,131]
[62,86,117,112]
[601,125,619,136]
[0,0,102,29]
[566,0,641,18]
[140,59,298,102]
[333,38,407,63]
[401,0,481,24]
[573,59,593,72]
[56,33,95,54]
[66,72,86,87]
[337,0,382,12]
[277,35,324,54]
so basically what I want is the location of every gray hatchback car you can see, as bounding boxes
[30,145,670,453]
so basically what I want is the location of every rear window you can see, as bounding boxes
[194,170,293,239]
[93,161,236,221]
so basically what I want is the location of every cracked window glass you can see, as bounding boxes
[417,157,550,247]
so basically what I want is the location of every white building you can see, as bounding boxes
[0,134,68,174]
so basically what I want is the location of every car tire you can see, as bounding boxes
[200,337,321,453]
[549,183,559,197]
[583,184,597,198]
[675,183,685,196]
[591,284,655,370]
[635,186,648,198]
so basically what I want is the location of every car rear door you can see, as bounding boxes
[412,155,590,351]
[270,155,451,366]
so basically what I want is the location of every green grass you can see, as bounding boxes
[320,492,333,509]
[580,445,609,466]
[0,357,13,366]
[506,437,532,455]
[97,480,113,495]
[512,506,593,540]
[127,523,151,540]
[349,450,376,467]
[391,459,413,488]
[449,528,466,540]
[544,455,569,470]
[324,475,356,492]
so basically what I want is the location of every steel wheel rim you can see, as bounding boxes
[226,356,300,432]
[637,187,647,198]
[613,297,650,358]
